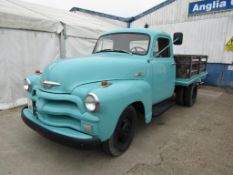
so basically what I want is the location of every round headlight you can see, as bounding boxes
[24,78,31,91]
[85,93,99,112]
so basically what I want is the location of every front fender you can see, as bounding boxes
[84,80,153,141]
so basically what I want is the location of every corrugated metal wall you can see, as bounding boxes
[145,17,232,64]
[132,0,233,25]
[131,0,233,64]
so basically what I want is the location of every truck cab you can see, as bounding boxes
[21,28,207,156]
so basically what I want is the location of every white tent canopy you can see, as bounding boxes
[0,0,62,33]
[0,0,126,36]
[0,0,125,110]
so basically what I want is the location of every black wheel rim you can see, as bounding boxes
[114,116,133,151]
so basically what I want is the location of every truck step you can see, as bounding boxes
[152,99,175,117]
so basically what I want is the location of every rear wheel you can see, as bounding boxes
[102,106,137,156]
[175,86,184,105]
[183,84,198,107]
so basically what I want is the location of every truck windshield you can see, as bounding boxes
[93,33,150,56]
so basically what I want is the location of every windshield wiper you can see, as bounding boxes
[96,49,132,55]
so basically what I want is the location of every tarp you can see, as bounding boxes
[0,0,63,33]
[2,0,123,38]
[0,29,60,109]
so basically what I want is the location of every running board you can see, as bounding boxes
[152,99,175,117]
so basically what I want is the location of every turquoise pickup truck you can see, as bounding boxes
[21,28,207,156]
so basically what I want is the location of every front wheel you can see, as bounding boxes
[102,106,137,156]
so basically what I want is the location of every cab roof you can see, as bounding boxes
[101,28,170,39]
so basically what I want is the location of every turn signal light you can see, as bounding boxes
[101,80,108,87]
[35,70,42,74]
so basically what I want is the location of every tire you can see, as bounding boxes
[175,86,184,105]
[102,106,137,156]
[183,84,198,107]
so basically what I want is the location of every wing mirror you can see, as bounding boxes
[173,32,183,45]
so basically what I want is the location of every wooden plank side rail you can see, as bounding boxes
[174,55,208,79]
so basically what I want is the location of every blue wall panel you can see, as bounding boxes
[204,63,233,88]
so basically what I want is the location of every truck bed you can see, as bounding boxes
[174,55,208,86]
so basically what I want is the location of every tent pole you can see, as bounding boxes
[59,23,66,58]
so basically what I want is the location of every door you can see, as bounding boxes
[151,37,176,104]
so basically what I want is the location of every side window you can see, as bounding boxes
[153,37,171,58]
[96,39,113,51]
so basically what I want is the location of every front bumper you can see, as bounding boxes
[21,107,100,148]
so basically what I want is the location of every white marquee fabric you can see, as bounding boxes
[0,0,124,110]
[4,0,123,38]
[0,0,63,33]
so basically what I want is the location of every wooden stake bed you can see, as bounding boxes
[174,55,208,79]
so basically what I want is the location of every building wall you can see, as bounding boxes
[140,17,232,64]
[206,63,233,87]
[131,0,233,26]
[131,0,233,87]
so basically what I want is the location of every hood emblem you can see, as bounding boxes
[41,80,61,89]
[135,72,144,77]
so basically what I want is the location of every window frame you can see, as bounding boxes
[96,38,114,51]
[93,32,151,56]
[153,36,171,58]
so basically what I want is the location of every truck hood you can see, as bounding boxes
[40,53,148,93]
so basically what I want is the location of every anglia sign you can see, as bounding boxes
[189,0,233,15]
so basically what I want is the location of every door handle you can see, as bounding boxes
[171,63,176,66]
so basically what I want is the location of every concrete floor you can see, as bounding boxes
[0,86,233,175]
